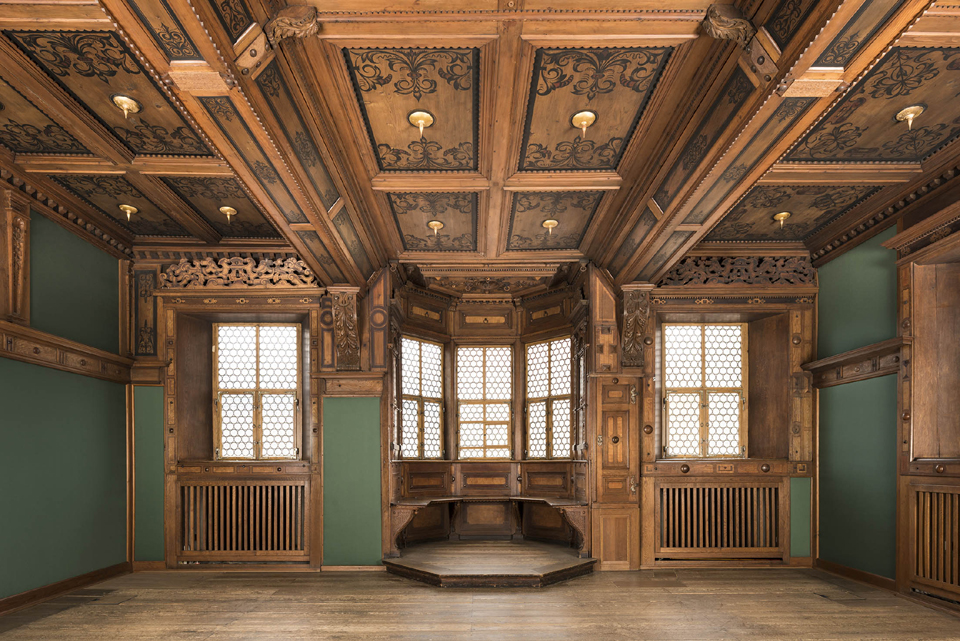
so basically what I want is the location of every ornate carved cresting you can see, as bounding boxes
[657,256,816,286]
[701,4,756,49]
[159,257,319,288]
[621,289,650,369]
[332,289,361,371]
[265,5,321,46]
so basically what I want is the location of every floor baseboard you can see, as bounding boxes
[815,558,896,592]
[0,562,131,616]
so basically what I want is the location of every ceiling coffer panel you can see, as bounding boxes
[160,176,280,238]
[519,47,672,172]
[388,192,478,252]
[344,48,479,172]
[506,191,603,251]
[0,74,89,155]
[52,174,190,237]
[787,47,960,164]
[705,184,883,242]
[5,31,213,157]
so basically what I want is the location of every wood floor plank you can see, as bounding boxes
[1,569,959,640]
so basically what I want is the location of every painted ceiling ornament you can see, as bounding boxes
[265,5,321,47]
[701,4,757,50]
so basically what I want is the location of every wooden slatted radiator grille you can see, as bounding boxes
[178,480,309,563]
[657,483,783,559]
[914,488,960,592]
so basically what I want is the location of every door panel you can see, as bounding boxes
[595,378,639,504]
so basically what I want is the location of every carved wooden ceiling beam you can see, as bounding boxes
[623,0,939,284]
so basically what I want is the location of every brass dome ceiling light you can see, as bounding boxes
[895,105,925,131]
[111,94,142,119]
[118,204,138,222]
[427,220,444,236]
[773,211,791,229]
[542,219,559,235]
[571,110,597,138]
[219,206,237,224]
[408,110,435,137]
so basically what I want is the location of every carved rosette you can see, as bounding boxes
[332,290,361,371]
[265,5,320,47]
[11,216,25,317]
[159,257,319,288]
[621,289,650,369]
[701,4,756,49]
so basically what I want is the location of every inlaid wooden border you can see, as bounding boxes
[0,320,133,383]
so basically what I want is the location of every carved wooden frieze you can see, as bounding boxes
[265,5,320,46]
[621,288,650,369]
[331,288,361,371]
[657,256,816,286]
[701,4,756,49]
[159,257,320,288]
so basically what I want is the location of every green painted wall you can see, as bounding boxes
[790,477,811,558]
[0,359,126,599]
[817,229,898,579]
[323,397,382,566]
[30,211,119,354]
[134,386,165,563]
[817,227,897,358]
[819,377,898,578]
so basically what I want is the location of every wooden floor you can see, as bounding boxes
[383,540,596,587]
[1,569,959,640]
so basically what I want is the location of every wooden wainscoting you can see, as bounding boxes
[904,476,960,603]
[653,477,788,562]
[176,477,312,564]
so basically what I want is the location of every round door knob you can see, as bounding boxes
[680,464,690,474]
[611,435,620,444]
[643,425,653,435]
[936,465,946,474]
[760,464,770,473]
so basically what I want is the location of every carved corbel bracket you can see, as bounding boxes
[388,504,421,557]
[701,4,756,50]
[265,5,321,47]
[559,506,589,557]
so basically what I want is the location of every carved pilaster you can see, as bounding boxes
[368,270,390,371]
[265,5,320,47]
[701,4,756,49]
[330,287,361,371]
[135,269,158,357]
[621,285,653,370]
[2,191,30,325]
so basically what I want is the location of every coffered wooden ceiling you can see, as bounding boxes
[0,0,959,290]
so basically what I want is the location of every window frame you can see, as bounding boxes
[661,322,748,459]
[399,335,445,460]
[524,336,573,460]
[212,322,302,461]
[455,344,514,460]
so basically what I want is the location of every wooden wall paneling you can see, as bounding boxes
[790,308,814,462]
[368,269,390,371]
[595,377,640,505]
[592,506,640,570]
[310,374,323,567]
[748,313,790,459]
[175,313,212,461]
[1,190,30,325]
[522,502,572,544]
[319,295,335,371]
[164,306,177,568]
[589,267,620,375]
[455,501,517,539]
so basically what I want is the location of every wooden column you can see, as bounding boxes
[1,190,30,325]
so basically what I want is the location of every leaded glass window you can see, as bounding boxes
[456,346,512,459]
[400,337,444,459]
[214,323,301,460]
[525,337,573,459]
[662,324,746,458]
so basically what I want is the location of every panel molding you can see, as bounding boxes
[802,337,905,388]
[0,320,133,383]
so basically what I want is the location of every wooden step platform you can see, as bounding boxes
[382,539,597,588]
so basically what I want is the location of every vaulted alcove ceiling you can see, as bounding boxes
[0,0,958,288]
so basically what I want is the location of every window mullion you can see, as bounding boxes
[700,326,708,457]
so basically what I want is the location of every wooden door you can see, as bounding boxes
[596,378,639,504]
